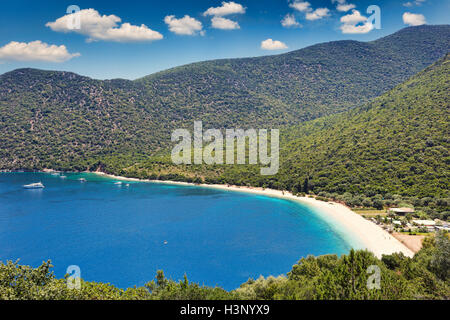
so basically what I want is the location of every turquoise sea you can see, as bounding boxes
[0,172,358,290]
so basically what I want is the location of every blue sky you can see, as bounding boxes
[0,0,448,79]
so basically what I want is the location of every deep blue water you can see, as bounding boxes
[0,172,355,290]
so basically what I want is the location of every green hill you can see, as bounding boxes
[136,25,450,127]
[280,53,450,199]
[127,54,449,218]
[0,25,449,171]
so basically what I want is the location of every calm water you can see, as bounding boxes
[0,172,355,290]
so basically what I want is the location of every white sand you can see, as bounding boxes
[94,172,414,258]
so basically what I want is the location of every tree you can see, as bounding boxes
[303,177,309,193]
[372,199,384,210]
[431,231,450,281]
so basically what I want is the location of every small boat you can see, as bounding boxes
[60,175,67,179]
[114,181,122,185]
[23,182,44,189]
[163,241,168,245]
[78,178,87,182]
[125,184,130,187]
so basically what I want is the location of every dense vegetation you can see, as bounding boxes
[0,25,449,172]
[1,231,448,300]
[119,53,450,220]
[136,25,450,128]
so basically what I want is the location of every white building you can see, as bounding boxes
[412,220,436,226]
[389,207,415,215]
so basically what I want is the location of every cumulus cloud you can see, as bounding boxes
[261,39,288,50]
[332,0,356,12]
[289,1,311,12]
[339,10,374,34]
[46,8,163,42]
[281,14,301,28]
[204,1,245,16]
[203,2,243,32]
[0,41,80,62]
[288,2,329,21]
[211,16,240,30]
[403,12,426,26]
[340,10,367,24]
[306,8,330,21]
[340,22,374,34]
[337,3,356,12]
[164,15,204,35]
[403,0,426,7]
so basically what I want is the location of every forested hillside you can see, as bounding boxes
[279,53,450,199]
[136,25,450,127]
[127,53,450,215]
[0,25,449,170]
[0,69,161,170]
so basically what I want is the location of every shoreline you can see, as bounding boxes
[93,172,414,258]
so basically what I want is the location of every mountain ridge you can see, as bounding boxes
[133,53,449,204]
[3,25,449,81]
[0,25,449,173]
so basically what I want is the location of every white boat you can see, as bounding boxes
[114,181,122,185]
[23,182,45,189]
[78,178,87,182]
[60,175,67,179]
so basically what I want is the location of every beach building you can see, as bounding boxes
[436,225,450,232]
[412,220,438,232]
[412,220,436,226]
[389,207,415,215]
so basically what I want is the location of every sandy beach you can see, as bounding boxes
[94,172,415,258]
[393,233,425,253]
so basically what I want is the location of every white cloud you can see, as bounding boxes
[204,1,245,16]
[337,3,356,12]
[211,16,240,30]
[288,2,329,22]
[306,8,330,21]
[0,41,80,62]
[46,8,163,42]
[164,15,204,35]
[331,0,355,12]
[289,1,311,12]
[340,22,374,34]
[339,10,373,34]
[403,0,426,7]
[281,14,301,28]
[402,12,426,26]
[340,10,367,24]
[261,39,288,50]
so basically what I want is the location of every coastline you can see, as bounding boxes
[93,172,415,258]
